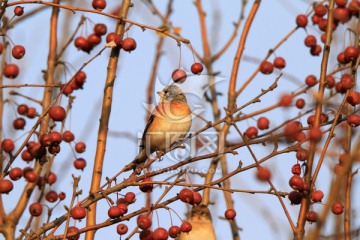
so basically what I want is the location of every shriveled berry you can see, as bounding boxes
[332,201,344,214]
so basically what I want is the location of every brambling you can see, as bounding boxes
[179,204,217,240]
[125,85,192,171]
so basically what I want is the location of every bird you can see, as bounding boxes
[178,204,217,240]
[124,85,192,171]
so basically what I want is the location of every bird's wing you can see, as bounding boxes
[139,113,155,151]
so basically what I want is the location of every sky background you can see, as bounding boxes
[2,0,360,239]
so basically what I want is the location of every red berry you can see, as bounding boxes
[67,226,80,240]
[245,126,258,139]
[311,14,321,24]
[3,63,19,78]
[26,107,37,118]
[341,73,354,90]
[295,98,305,109]
[124,192,136,204]
[345,46,359,62]
[284,121,302,141]
[49,131,62,145]
[179,188,194,204]
[296,149,308,161]
[257,117,270,130]
[304,35,317,47]
[29,202,42,216]
[87,33,101,46]
[108,206,122,219]
[47,172,57,185]
[94,23,107,36]
[259,61,274,74]
[106,32,118,43]
[225,208,236,220]
[310,45,322,56]
[12,45,26,59]
[13,117,26,130]
[92,0,106,10]
[314,4,327,17]
[279,94,293,107]
[334,7,351,23]
[140,229,153,240]
[17,104,28,115]
[291,164,301,175]
[9,167,23,181]
[180,221,192,233]
[122,38,137,52]
[21,150,34,162]
[273,57,286,69]
[49,106,66,121]
[117,224,128,235]
[332,201,344,214]
[347,114,360,127]
[45,191,58,203]
[24,170,38,183]
[288,190,303,205]
[114,37,123,48]
[336,0,348,7]
[71,206,87,219]
[139,178,153,192]
[306,211,318,223]
[337,52,347,64]
[191,62,204,75]
[74,158,87,170]
[296,14,308,27]
[0,179,14,193]
[74,36,88,49]
[349,0,360,15]
[75,141,86,153]
[153,228,168,240]
[137,215,152,230]
[311,190,324,202]
[256,167,271,181]
[305,74,317,87]
[14,6,24,16]
[118,203,128,215]
[289,175,304,190]
[2,139,15,153]
[325,75,335,88]
[58,192,66,200]
[63,130,75,142]
[347,91,360,106]
[172,69,187,83]
[168,226,181,238]
[309,127,322,142]
[193,191,202,205]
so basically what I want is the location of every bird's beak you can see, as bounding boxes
[157,91,165,98]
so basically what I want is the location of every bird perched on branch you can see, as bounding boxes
[178,204,217,240]
[125,85,192,171]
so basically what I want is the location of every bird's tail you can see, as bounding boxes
[124,149,148,172]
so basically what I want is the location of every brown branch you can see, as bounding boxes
[296,1,335,239]
[7,1,190,45]
[84,1,131,239]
